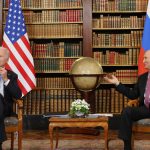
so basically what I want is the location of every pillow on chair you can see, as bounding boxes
[134,119,150,126]
[4,117,18,126]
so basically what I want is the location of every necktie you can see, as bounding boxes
[144,73,150,109]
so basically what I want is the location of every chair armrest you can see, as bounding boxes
[14,99,23,121]
[127,100,139,107]
[14,99,23,109]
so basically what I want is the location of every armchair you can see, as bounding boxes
[127,100,150,149]
[4,99,23,150]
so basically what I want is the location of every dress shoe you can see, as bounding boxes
[124,140,132,150]
[0,142,2,150]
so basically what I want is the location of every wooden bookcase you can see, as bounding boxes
[0,0,147,117]
[92,0,147,114]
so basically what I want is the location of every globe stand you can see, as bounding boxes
[70,74,104,113]
[80,90,95,113]
[62,74,105,135]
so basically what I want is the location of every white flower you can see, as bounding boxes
[69,99,90,117]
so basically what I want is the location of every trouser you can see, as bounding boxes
[0,97,6,143]
[118,105,150,141]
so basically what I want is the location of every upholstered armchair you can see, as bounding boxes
[127,100,150,149]
[4,99,23,150]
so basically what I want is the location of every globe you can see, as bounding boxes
[69,57,103,91]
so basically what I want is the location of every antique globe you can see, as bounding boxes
[69,57,104,91]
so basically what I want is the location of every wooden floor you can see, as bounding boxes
[22,129,150,140]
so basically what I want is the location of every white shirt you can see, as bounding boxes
[0,76,10,96]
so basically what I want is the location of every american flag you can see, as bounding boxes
[2,0,36,96]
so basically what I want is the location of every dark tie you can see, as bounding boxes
[144,73,150,108]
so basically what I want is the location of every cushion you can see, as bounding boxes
[134,119,150,126]
[4,117,18,126]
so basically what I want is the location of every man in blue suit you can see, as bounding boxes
[104,50,150,150]
[0,47,22,150]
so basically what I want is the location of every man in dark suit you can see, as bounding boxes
[104,50,150,150]
[0,47,22,150]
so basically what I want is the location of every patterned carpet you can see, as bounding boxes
[2,139,150,150]
[2,130,150,150]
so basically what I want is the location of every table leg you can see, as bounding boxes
[49,125,54,150]
[104,123,108,150]
[55,127,59,148]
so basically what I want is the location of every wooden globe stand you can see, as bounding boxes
[70,74,105,113]
[61,74,105,135]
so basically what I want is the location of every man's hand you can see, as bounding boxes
[104,74,120,86]
[0,66,8,82]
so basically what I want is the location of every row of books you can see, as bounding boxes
[93,48,140,65]
[93,15,145,29]
[22,88,133,115]
[31,41,82,57]
[35,70,137,88]
[3,0,83,8]
[23,89,82,115]
[25,24,83,38]
[34,58,76,72]
[3,9,83,23]
[34,56,138,75]
[92,31,142,47]
[36,77,74,88]
[110,70,137,84]
[92,0,147,11]
[4,0,147,11]
[95,88,131,113]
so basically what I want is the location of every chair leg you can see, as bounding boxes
[18,130,22,150]
[131,133,134,150]
[10,132,14,150]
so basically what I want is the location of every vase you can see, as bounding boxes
[75,111,84,116]
[74,111,87,118]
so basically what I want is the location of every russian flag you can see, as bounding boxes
[138,0,150,75]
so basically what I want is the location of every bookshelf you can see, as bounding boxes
[92,0,147,114]
[0,0,147,118]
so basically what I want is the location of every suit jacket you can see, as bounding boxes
[3,70,22,116]
[0,70,22,142]
[116,72,148,106]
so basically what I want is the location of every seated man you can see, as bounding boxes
[0,47,22,150]
[104,49,150,150]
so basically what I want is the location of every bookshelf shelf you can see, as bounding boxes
[3,22,83,25]
[92,11,146,14]
[102,82,136,85]
[102,65,138,67]
[34,57,81,59]
[35,71,70,73]
[3,7,83,10]
[92,28,144,30]
[28,37,83,39]
[35,87,75,90]
[93,46,141,48]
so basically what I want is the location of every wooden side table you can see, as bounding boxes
[49,115,109,150]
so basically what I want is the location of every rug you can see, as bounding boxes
[2,139,150,150]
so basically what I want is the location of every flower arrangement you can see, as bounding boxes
[69,99,90,118]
